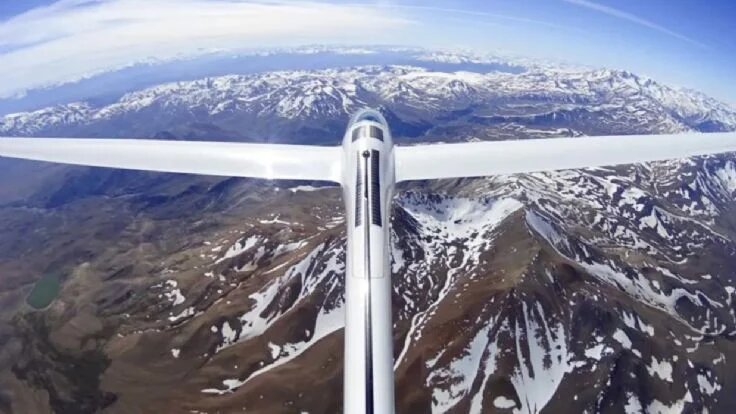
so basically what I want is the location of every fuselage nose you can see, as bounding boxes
[341,108,396,231]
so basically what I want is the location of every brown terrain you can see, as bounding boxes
[1,57,736,413]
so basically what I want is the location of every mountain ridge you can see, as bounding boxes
[2,63,735,142]
[1,49,736,413]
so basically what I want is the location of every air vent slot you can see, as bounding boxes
[370,150,381,226]
[352,127,362,142]
[355,152,362,227]
[369,125,384,141]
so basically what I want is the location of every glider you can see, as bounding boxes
[2,108,736,414]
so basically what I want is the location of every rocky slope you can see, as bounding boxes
[1,49,736,414]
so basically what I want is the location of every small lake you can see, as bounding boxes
[27,273,61,309]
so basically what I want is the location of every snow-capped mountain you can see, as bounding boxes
[1,48,736,414]
[2,63,735,142]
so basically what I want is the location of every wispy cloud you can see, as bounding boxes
[563,0,708,49]
[0,0,411,99]
[346,3,576,32]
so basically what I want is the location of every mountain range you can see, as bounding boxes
[3,59,736,144]
[1,47,736,413]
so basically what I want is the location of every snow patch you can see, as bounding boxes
[584,343,611,360]
[217,321,238,351]
[268,343,281,359]
[202,298,344,395]
[647,356,673,383]
[493,396,516,409]
[613,329,632,349]
[289,185,330,193]
[624,393,643,414]
[647,390,692,414]
[168,306,195,322]
[697,373,721,396]
[429,316,497,413]
[216,236,260,263]
[622,310,655,336]
[509,302,574,414]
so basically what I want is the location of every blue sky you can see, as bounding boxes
[385,0,736,102]
[0,0,734,104]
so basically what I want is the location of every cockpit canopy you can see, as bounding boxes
[347,108,389,143]
[349,108,388,127]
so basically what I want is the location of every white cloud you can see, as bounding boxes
[0,0,411,98]
[345,3,574,32]
[563,0,708,49]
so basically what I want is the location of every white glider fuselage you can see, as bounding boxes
[341,109,396,414]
